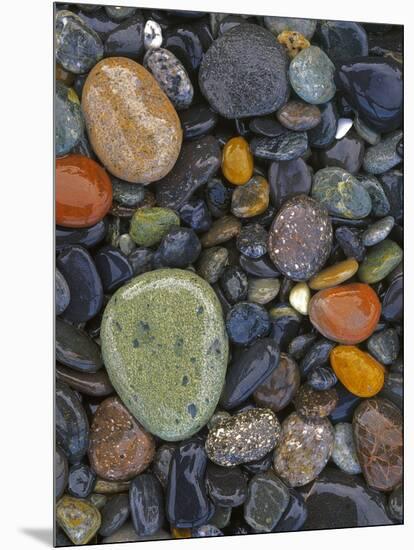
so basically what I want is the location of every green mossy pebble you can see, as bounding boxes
[358,239,403,283]
[56,495,101,545]
[129,207,180,247]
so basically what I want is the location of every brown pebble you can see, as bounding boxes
[230,175,270,218]
[253,353,300,412]
[293,383,338,418]
[200,215,242,248]
[277,100,321,131]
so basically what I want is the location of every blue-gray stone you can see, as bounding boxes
[355,174,390,217]
[362,216,394,246]
[367,328,400,366]
[56,268,71,316]
[363,130,403,174]
[289,46,336,105]
[55,81,83,157]
[263,17,316,39]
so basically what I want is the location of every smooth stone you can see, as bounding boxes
[206,463,248,507]
[76,7,119,40]
[206,408,281,466]
[236,223,267,259]
[299,338,336,379]
[358,239,402,283]
[118,234,136,256]
[95,245,133,292]
[307,365,338,391]
[378,169,403,224]
[56,447,68,499]
[56,154,112,228]
[56,363,113,397]
[363,130,403,175]
[217,14,246,35]
[242,452,273,475]
[294,384,338,418]
[249,117,287,137]
[315,132,365,175]
[222,136,253,185]
[225,302,270,346]
[192,525,223,537]
[144,20,163,50]
[312,167,372,219]
[308,101,338,149]
[162,24,203,74]
[150,445,175,492]
[289,46,335,104]
[248,278,280,305]
[330,382,361,424]
[317,21,368,63]
[268,158,312,209]
[56,219,108,251]
[331,345,385,398]
[144,48,193,110]
[99,494,130,537]
[204,178,232,218]
[68,463,96,498]
[94,479,130,494]
[56,496,101,545]
[273,488,308,532]
[362,216,394,246]
[263,17,316,40]
[56,62,75,87]
[253,353,300,412]
[277,101,321,131]
[221,338,280,409]
[179,104,219,141]
[219,266,248,304]
[288,333,317,360]
[269,304,301,351]
[102,522,170,543]
[388,484,403,522]
[309,283,381,344]
[55,82,83,157]
[231,176,269,218]
[353,398,402,491]
[56,11,103,74]
[153,227,201,268]
[156,136,221,209]
[250,132,308,162]
[82,57,182,184]
[128,247,154,276]
[166,440,212,528]
[367,328,400,365]
[331,422,362,474]
[199,24,289,119]
[129,473,164,535]
[244,472,290,532]
[277,30,310,59]
[208,411,231,431]
[56,269,71,316]
[382,273,403,323]
[356,174,390,218]
[239,254,280,278]
[129,207,179,247]
[201,215,241,247]
[56,318,102,373]
[336,57,403,132]
[101,269,228,441]
[105,6,136,21]
[179,199,211,233]
[335,226,366,261]
[309,258,359,290]
[335,118,353,140]
[289,282,310,315]
[274,412,334,487]
[104,13,145,59]
[89,396,155,481]
[300,468,393,529]
[56,381,89,464]
[354,113,381,146]
[268,194,333,281]
[196,247,229,284]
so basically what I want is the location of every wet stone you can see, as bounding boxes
[379,169,403,225]
[273,488,308,532]
[253,353,300,412]
[76,8,119,41]
[118,234,136,256]
[269,304,301,350]
[244,472,290,532]
[56,269,71,316]
[288,333,318,360]
[226,302,270,346]
[163,24,203,75]
[239,254,280,278]
[153,227,201,268]
[289,46,336,104]
[335,118,353,140]
[179,104,219,141]
[236,223,267,259]
[205,178,232,218]
[55,82,83,157]
[128,247,154,276]
[56,318,102,373]
[315,132,365,175]
[382,274,403,323]
[300,338,336,379]
[68,463,96,498]
[219,266,248,304]
[277,31,310,59]
[56,363,114,397]
[206,463,248,507]
[129,473,164,535]
[379,370,403,410]
[99,494,130,538]
[56,219,108,251]
[330,382,361,424]
[129,207,180,247]
[249,116,287,137]
[307,365,338,391]
[363,130,403,174]
[308,101,338,149]
[309,258,359,290]
[356,174,390,218]
[268,158,312,210]
[335,226,366,261]
[95,245,133,292]
[196,247,229,284]
[317,21,368,63]
[179,199,212,234]
[152,444,176,489]
[289,282,310,315]
[201,215,241,247]
[358,239,402,283]
[102,522,169,543]
[104,13,145,59]
[354,113,381,146]
[294,384,338,418]
[206,408,281,466]
[362,216,394,246]
[105,6,136,21]
[144,19,162,50]
[277,101,321,131]
[248,278,280,305]
[56,447,68,499]
[222,136,254,185]
[56,496,101,545]
[331,422,361,474]
[250,132,308,162]
[56,381,89,464]
[263,17,316,40]
[367,328,400,366]
[231,176,269,218]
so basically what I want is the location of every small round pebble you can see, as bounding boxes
[226,302,270,345]
[219,266,248,304]
[362,216,394,246]
[144,20,162,49]
[236,223,268,258]
[248,278,280,305]
[196,247,229,284]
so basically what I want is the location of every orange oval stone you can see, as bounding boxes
[330,345,385,397]
[309,283,381,344]
[222,136,254,185]
[56,154,112,228]
[309,258,359,290]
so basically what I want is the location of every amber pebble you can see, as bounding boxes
[56,63,75,87]
[200,215,242,248]
[309,258,359,290]
[56,154,112,228]
[231,176,270,218]
[222,136,254,185]
[353,398,402,492]
[330,345,385,398]
[309,283,381,344]
[171,527,192,538]
[253,353,300,412]
[82,57,182,184]
[293,383,338,418]
[277,30,310,58]
[88,396,155,481]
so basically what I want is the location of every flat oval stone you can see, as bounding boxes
[358,239,402,283]
[307,365,338,391]
[309,258,359,290]
[231,176,269,218]
[56,154,112,228]
[201,215,241,248]
[244,472,290,532]
[156,136,221,209]
[56,269,71,316]
[263,17,316,39]
[250,132,308,162]
[101,269,228,441]
[268,194,333,281]
[56,363,114,397]
[362,216,394,247]
[222,137,254,185]
[354,113,381,146]
[308,101,338,149]
[318,21,368,63]
[56,447,68,499]
[179,104,219,141]
[199,23,289,119]
[277,101,321,131]
[315,132,365,175]
[293,384,338,418]
[163,24,203,74]
[56,219,108,250]
[219,266,248,304]
[382,274,402,322]
[144,19,162,50]
[289,46,336,104]
[299,338,336,378]
[363,130,402,174]
[56,495,101,545]
[56,381,89,464]
[89,396,155,481]
[331,422,361,474]
[196,247,229,284]
[82,57,182,184]
[129,207,179,247]
[309,283,381,344]
[273,412,334,487]
[57,245,103,322]
[104,13,145,59]
[95,245,133,292]
[248,277,280,304]
[268,158,312,209]
[356,174,390,218]
[206,408,281,466]
[56,11,103,74]
[353,398,402,491]
[105,6,136,21]
[99,494,130,537]
[253,353,300,412]
[68,463,96,498]
[206,463,247,507]
[130,473,164,535]
[56,318,102,372]
[56,82,83,157]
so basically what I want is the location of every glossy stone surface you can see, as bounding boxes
[236,223,267,259]
[308,101,338,149]
[56,495,101,545]
[56,381,89,464]
[56,219,108,250]
[225,302,270,346]
[89,396,155,481]
[130,473,164,535]
[102,522,170,543]
[206,463,248,507]
[56,269,71,316]
[156,136,221,209]
[363,130,403,174]
[239,254,280,278]
[299,338,336,379]
[309,283,381,344]
[179,199,212,234]
[367,328,399,365]
[56,82,83,157]
[206,408,281,466]
[273,412,334,487]
[129,207,179,247]
[56,318,102,373]
[201,215,241,247]
[196,247,228,284]
[99,494,130,537]
[100,269,228,441]
[382,274,402,322]
[356,174,390,218]
[273,488,308,532]
[222,137,253,185]
[205,178,232,218]
[269,304,301,351]
[82,57,182,184]
[163,24,203,74]
[330,382,361,424]
[362,216,394,247]
[179,104,219,141]
[231,175,269,218]
[289,282,310,315]
[268,158,312,209]
[316,132,365,175]
[248,277,280,304]
[56,154,112,228]
[307,365,338,391]
[335,226,365,261]
[331,422,361,474]
[268,194,332,281]
[104,13,145,59]
[219,266,248,304]
[153,227,201,268]
[250,131,308,162]
[294,384,338,418]
[199,24,289,118]
[358,239,402,283]
[68,463,96,498]
[353,398,403,491]
[56,363,114,397]
[94,246,133,292]
[379,169,403,225]
[309,258,359,290]
[289,46,336,104]
[317,21,368,63]
[277,101,321,131]
[56,447,68,499]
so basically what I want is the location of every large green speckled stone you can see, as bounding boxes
[101,269,228,441]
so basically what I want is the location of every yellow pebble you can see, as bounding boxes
[171,527,192,538]
[277,30,310,58]
[222,136,254,185]
[289,282,311,315]
[309,258,359,290]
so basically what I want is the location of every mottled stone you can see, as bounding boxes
[358,239,402,283]
[105,6,136,21]
[277,101,321,131]
[362,216,394,247]
[144,19,162,50]
[55,82,83,157]
[307,365,338,391]
[68,463,96,498]
[363,131,403,174]
[129,207,180,247]
[331,422,361,474]
[294,384,338,418]
[219,266,248,304]
[309,258,359,290]
[201,215,241,247]
[82,57,182,184]
[102,522,170,543]
[56,496,101,545]
[250,132,308,162]
[277,31,310,59]
[379,169,403,224]
[236,223,267,259]
[205,178,232,218]
[196,247,229,284]
[289,46,336,104]
[253,353,300,412]
[263,17,316,40]
[248,277,280,305]
[367,328,400,366]
[335,226,366,261]
[222,136,254,185]
[244,472,290,532]
[226,302,270,346]
[231,176,269,218]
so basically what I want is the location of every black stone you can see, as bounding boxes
[273,488,308,532]
[379,371,403,410]
[317,21,368,63]
[163,24,204,74]
[268,158,312,209]
[219,266,248,304]
[239,254,280,278]
[329,382,361,424]
[269,305,301,351]
[129,473,164,536]
[179,199,212,233]
[128,247,154,276]
[226,302,271,346]
[152,444,176,489]
[288,333,318,360]
[314,131,365,175]
[67,463,96,498]
[249,117,287,137]
[76,7,119,40]
[250,132,308,162]
[56,447,68,499]
[99,494,130,537]
[242,452,273,475]
[104,13,145,59]
[382,274,402,323]
[205,179,232,218]
[206,463,248,507]
[179,104,219,141]
[153,227,201,268]
[236,223,268,259]
[379,169,403,224]
[335,226,366,261]
[56,318,102,373]
[94,245,134,292]
[308,101,338,149]
[300,339,336,379]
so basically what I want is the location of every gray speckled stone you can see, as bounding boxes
[101,269,228,441]
[289,46,336,105]
[362,216,394,246]
[367,328,400,366]
[356,174,390,217]
[250,132,308,161]
[331,422,362,475]
[199,24,289,119]
[263,16,317,39]
[56,82,83,157]
[363,130,403,174]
